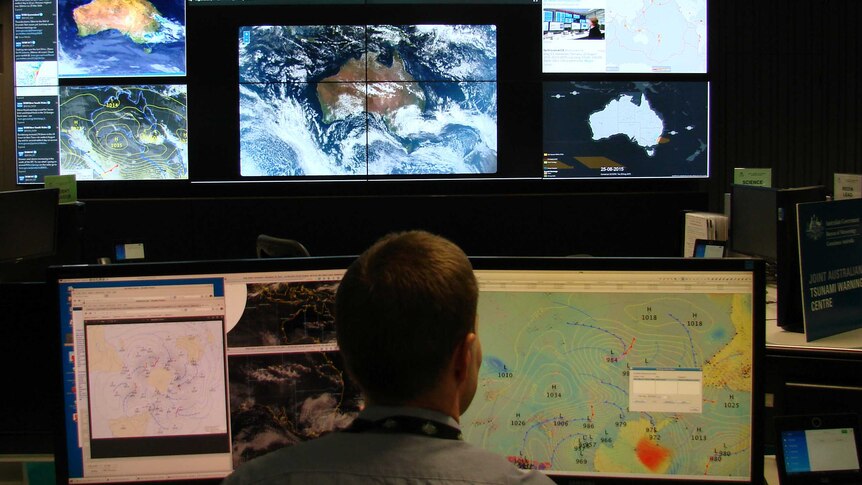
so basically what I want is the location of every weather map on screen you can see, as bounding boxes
[543,81,709,179]
[58,0,187,77]
[13,0,188,183]
[59,85,188,180]
[228,351,361,467]
[85,320,228,442]
[542,0,706,73]
[238,24,498,177]
[462,269,755,481]
[226,281,338,347]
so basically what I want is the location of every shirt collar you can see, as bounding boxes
[358,404,461,430]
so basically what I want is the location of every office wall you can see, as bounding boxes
[2,1,861,259]
[78,190,707,262]
[5,1,862,195]
[711,0,862,207]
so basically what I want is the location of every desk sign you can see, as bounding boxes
[733,167,772,187]
[43,174,77,204]
[797,198,862,341]
[834,173,861,200]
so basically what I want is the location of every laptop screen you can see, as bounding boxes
[781,427,860,474]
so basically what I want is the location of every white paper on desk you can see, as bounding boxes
[683,212,710,257]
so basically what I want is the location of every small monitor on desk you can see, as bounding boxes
[0,188,60,282]
[693,239,727,258]
[774,413,862,485]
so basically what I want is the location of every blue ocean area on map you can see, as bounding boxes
[239,25,497,177]
[58,0,186,77]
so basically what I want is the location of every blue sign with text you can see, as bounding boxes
[797,198,862,341]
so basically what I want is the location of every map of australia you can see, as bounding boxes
[73,0,162,44]
[461,291,753,480]
[589,93,664,156]
[85,321,228,439]
[58,0,186,76]
[543,81,708,179]
[238,24,497,177]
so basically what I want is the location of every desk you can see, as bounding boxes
[764,455,778,485]
[765,284,862,350]
[762,285,862,458]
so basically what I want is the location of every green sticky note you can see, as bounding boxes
[24,461,56,485]
[733,168,772,187]
[44,174,78,204]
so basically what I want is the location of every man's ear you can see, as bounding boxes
[453,332,477,383]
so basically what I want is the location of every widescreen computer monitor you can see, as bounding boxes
[52,256,764,484]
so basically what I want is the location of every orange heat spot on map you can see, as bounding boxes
[635,437,672,473]
[507,455,551,471]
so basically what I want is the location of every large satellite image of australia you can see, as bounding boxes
[238,24,498,177]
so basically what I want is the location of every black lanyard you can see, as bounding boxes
[344,415,463,441]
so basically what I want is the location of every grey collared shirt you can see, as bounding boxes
[222,405,555,485]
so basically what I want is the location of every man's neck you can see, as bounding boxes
[367,394,460,423]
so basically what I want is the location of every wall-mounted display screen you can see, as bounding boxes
[12,0,187,183]
[59,85,188,180]
[11,0,708,187]
[542,0,707,73]
[238,24,497,177]
[543,81,709,179]
[57,0,186,77]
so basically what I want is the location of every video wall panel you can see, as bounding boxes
[13,0,188,183]
[11,0,708,186]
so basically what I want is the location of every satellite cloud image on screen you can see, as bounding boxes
[238,24,498,177]
[228,351,361,467]
[58,0,186,77]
